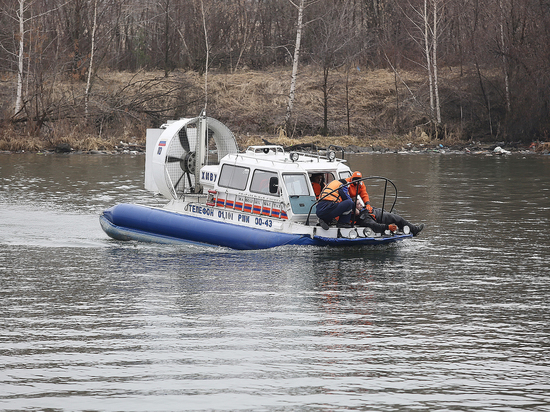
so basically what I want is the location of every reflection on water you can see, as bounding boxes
[1,153,549,410]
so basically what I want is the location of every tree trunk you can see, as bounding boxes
[498,0,511,113]
[432,0,441,125]
[322,66,329,136]
[394,67,399,130]
[424,0,435,122]
[201,0,209,110]
[346,68,351,136]
[15,0,25,116]
[85,0,98,118]
[284,0,305,133]
[164,0,170,77]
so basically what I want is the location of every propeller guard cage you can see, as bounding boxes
[149,117,238,199]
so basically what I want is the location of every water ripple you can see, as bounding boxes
[1,154,549,410]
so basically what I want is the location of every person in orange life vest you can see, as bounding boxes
[315,178,355,230]
[347,171,425,236]
[310,173,324,199]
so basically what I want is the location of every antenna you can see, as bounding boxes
[201,0,209,112]
[196,0,210,194]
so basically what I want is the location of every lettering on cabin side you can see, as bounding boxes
[201,171,217,182]
[238,214,250,223]
[189,205,278,230]
[190,205,214,216]
[254,217,273,228]
[218,210,234,220]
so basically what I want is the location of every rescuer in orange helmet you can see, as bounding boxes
[346,171,425,236]
[346,171,370,205]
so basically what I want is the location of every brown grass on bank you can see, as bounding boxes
[0,65,516,152]
[238,132,435,152]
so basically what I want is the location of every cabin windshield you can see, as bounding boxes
[339,170,352,180]
[283,173,310,196]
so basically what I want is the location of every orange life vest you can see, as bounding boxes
[319,179,345,202]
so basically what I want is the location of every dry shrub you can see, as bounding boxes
[39,114,143,151]
[78,135,117,151]
[535,142,550,152]
[0,123,44,151]
[239,130,369,151]
[0,135,43,151]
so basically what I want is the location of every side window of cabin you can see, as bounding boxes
[250,170,278,196]
[218,164,250,190]
[325,173,337,184]
[283,174,310,196]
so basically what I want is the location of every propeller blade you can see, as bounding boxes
[167,156,183,162]
[174,172,187,189]
[178,127,190,152]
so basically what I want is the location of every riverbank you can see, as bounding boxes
[1,137,547,156]
[2,67,546,156]
[2,67,550,157]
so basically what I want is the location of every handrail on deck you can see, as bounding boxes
[305,176,398,226]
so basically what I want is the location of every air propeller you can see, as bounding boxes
[166,127,195,190]
[150,116,239,200]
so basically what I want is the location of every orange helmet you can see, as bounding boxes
[351,171,362,181]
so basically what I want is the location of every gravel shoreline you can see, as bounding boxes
[1,142,548,156]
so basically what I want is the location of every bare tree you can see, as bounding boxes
[284,0,307,132]
[1,0,71,122]
[432,0,441,125]
[403,0,444,125]
[2,0,550,142]
[309,0,365,136]
[497,0,511,113]
[15,0,25,116]
[231,0,261,72]
[85,0,98,117]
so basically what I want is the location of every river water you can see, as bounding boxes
[1,152,549,411]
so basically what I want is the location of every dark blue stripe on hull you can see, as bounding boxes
[99,215,219,247]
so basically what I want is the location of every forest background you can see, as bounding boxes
[1,0,549,152]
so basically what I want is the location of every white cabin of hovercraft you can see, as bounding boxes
[198,145,353,224]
